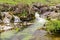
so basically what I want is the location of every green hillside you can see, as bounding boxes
[0,0,60,5]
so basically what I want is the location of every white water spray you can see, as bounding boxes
[13,15,21,25]
[35,12,46,24]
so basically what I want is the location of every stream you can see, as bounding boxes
[0,19,46,40]
[0,12,60,40]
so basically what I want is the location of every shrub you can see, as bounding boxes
[46,20,60,34]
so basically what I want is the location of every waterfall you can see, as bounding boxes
[13,15,21,25]
[35,12,46,24]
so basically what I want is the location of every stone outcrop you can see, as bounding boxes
[0,3,60,22]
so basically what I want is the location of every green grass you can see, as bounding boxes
[0,0,60,5]
[46,20,60,34]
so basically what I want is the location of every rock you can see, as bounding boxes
[41,12,51,18]
[14,8,21,14]
[0,25,14,32]
[40,7,49,13]
[49,12,59,19]
[56,4,60,9]
[42,11,60,20]
[26,22,33,26]
[0,19,2,23]
[1,12,12,19]
[32,2,46,9]
[3,17,10,24]
[3,26,13,31]
[23,22,33,26]
[1,12,13,24]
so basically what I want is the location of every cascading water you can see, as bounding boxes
[13,15,21,23]
[35,12,46,24]
[13,15,21,25]
[1,12,47,40]
[8,12,47,40]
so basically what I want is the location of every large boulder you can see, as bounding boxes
[42,11,60,19]
[56,4,60,9]
[32,2,49,14]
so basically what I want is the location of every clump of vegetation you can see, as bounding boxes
[15,27,20,32]
[46,20,60,35]
[0,0,60,5]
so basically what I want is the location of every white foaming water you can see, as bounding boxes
[13,15,21,23]
[35,12,46,24]
[13,15,21,25]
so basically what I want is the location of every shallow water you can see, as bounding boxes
[0,18,60,40]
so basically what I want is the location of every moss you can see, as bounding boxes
[15,27,20,32]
